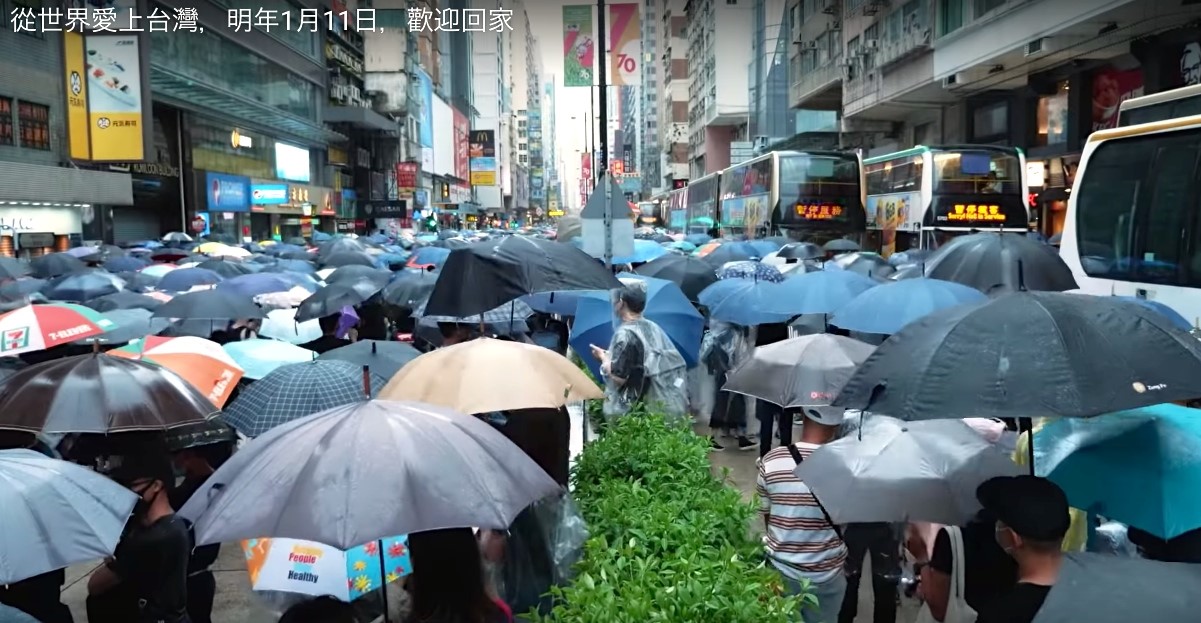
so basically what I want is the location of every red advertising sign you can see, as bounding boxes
[453,107,469,182]
[580,152,592,206]
[190,215,206,233]
[395,162,417,198]
[1091,67,1144,131]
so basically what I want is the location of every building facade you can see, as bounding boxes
[658,0,690,190]
[685,0,753,177]
[639,0,662,197]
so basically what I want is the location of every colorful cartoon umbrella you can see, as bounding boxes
[240,535,412,601]
[109,335,244,408]
[0,303,113,355]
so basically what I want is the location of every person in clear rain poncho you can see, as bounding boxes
[590,283,689,420]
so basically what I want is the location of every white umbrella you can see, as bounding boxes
[0,449,137,584]
[796,416,1022,525]
[179,400,562,549]
[258,308,322,344]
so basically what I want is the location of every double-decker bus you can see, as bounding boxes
[636,201,661,227]
[1118,83,1201,127]
[684,173,720,233]
[1061,114,1201,322]
[863,145,1028,255]
[719,151,864,239]
[665,186,688,231]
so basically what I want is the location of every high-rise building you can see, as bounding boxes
[504,0,542,219]
[658,0,690,190]
[685,0,753,177]
[747,0,794,154]
[639,0,662,196]
[469,0,509,213]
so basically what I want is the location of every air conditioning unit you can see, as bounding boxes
[406,116,419,139]
[941,73,965,88]
[821,0,837,15]
[1024,37,1050,57]
[830,20,841,31]
[863,1,880,16]
[798,40,818,50]
[842,65,853,80]
[863,39,879,51]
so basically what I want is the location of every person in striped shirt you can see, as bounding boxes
[756,406,849,623]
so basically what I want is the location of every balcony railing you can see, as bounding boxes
[790,60,842,108]
[876,22,932,70]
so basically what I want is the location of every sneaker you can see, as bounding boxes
[736,436,756,451]
[710,437,725,451]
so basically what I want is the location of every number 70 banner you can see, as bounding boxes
[609,3,640,87]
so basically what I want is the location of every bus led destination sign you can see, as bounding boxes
[946,204,1005,222]
[795,203,844,221]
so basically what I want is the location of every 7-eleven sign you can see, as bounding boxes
[1,326,30,352]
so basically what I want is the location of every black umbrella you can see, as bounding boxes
[41,270,125,302]
[777,242,823,261]
[0,257,29,280]
[823,238,861,253]
[433,238,473,250]
[152,290,264,320]
[923,232,1077,294]
[832,292,1201,420]
[0,354,217,434]
[317,238,368,259]
[85,291,163,313]
[887,263,926,281]
[379,270,440,308]
[634,254,718,301]
[29,253,85,279]
[321,252,376,268]
[423,235,622,318]
[196,259,257,278]
[325,265,392,290]
[284,237,308,246]
[702,244,757,267]
[0,279,46,303]
[81,244,126,263]
[295,283,369,322]
[317,340,421,379]
[829,252,895,279]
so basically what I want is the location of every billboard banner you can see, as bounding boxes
[453,107,470,182]
[415,68,434,148]
[609,4,641,86]
[396,162,417,198]
[63,31,152,162]
[469,129,497,186]
[562,5,594,87]
[432,97,454,177]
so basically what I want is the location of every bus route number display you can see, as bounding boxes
[795,203,843,221]
[946,203,1005,222]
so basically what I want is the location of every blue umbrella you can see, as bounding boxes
[1036,404,1201,539]
[267,243,306,256]
[684,233,712,246]
[762,270,878,317]
[702,242,760,266]
[698,278,794,326]
[747,240,782,257]
[569,274,703,380]
[263,259,317,274]
[311,231,333,242]
[216,273,297,297]
[376,252,411,267]
[888,250,932,267]
[223,338,317,381]
[158,267,224,292]
[1115,296,1191,330]
[612,239,670,265]
[41,271,124,302]
[409,246,452,268]
[522,290,599,315]
[102,256,149,273]
[830,278,988,335]
[669,241,697,253]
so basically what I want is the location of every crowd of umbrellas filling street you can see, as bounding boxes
[0,222,1200,623]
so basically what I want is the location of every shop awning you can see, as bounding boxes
[324,106,401,134]
[0,162,132,205]
[150,67,345,147]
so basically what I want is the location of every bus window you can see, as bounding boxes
[1075,129,1201,285]
[933,151,1020,195]
[781,155,858,197]
[1120,98,1201,127]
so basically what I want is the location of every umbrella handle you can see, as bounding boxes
[362,365,371,399]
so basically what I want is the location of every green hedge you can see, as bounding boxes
[533,410,810,622]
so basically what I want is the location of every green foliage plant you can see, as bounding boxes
[533,408,811,622]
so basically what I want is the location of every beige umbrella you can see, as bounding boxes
[379,337,602,413]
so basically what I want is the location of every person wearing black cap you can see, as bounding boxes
[973,475,1070,623]
[87,453,192,623]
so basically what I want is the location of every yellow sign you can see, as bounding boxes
[794,203,845,221]
[65,32,148,162]
[947,203,1005,222]
[289,186,310,205]
[64,32,91,160]
[548,209,565,217]
[470,171,496,186]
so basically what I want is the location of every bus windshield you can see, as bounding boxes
[779,154,862,228]
[1120,97,1201,126]
[931,149,1022,196]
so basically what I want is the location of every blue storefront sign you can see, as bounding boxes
[250,183,289,205]
[205,172,250,212]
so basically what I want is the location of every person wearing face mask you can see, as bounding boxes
[972,475,1070,623]
[87,453,192,623]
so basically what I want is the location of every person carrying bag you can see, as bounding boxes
[915,526,976,623]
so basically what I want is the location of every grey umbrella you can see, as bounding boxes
[0,603,39,623]
[722,334,875,407]
[795,416,1022,525]
[823,238,860,253]
[1031,553,1201,623]
[179,399,562,549]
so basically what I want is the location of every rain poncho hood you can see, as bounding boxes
[603,317,688,418]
